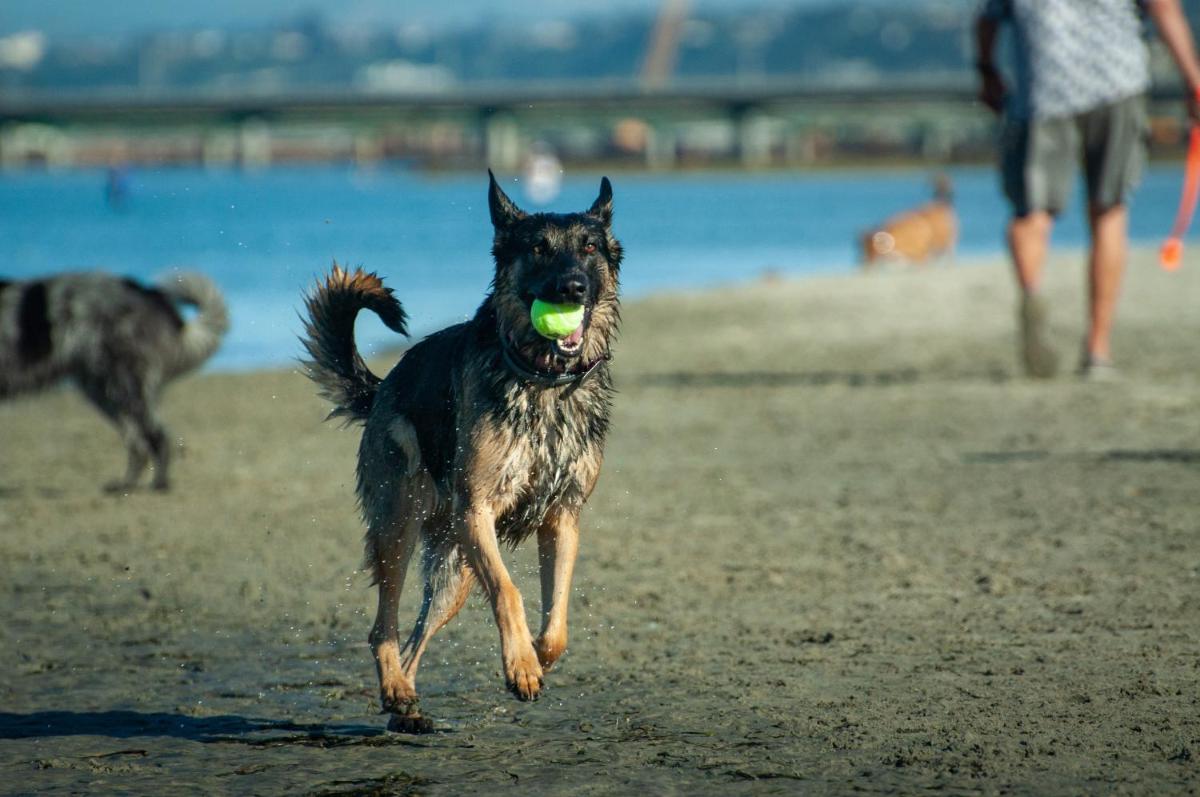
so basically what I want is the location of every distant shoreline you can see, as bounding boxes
[205,247,1120,375]
[3,153,1196,175]
[4,167,1185,374]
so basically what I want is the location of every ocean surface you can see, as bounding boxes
[0,164,1189,370]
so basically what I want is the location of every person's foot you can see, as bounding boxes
[1019,293,1058,378]
[1079,352,1120,382]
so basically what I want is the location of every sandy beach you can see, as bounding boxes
[1,250,1198,795]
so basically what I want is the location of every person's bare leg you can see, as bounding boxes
[1008,210,1054,292]
[1008,210,1059,377]
[1085,202,1128,363]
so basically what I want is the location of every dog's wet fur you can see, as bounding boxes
[0,272,228,491]
[302,172,621,732]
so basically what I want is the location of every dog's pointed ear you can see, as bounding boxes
[588,176,613,226]
[488,169,526,231]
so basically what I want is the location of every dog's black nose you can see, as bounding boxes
[557,274,589,304]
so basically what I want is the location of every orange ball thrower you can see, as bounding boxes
[1160,110,1200,272]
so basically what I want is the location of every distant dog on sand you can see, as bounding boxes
[302,172,621,732]
[860,175,957,267]
[0,272,228,491]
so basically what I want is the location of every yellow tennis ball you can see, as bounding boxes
[530,299,585,339]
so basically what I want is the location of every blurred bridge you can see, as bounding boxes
[0,80,982,121]
[0,80,1185,170]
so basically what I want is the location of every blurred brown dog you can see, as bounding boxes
[860,175,957,267]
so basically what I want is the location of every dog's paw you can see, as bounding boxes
[535,633,566,670]
[386,712,436,734]
[379,682,418,716]
[505,653,544,701]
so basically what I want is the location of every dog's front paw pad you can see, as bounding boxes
[387,713,435,734]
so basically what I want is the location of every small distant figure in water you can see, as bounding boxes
[105,164,131,209]
[522,142,563,206]
[859,175,957,269]
[0,272,228,492]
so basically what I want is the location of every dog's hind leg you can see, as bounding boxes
[460,504,544,701]
[112,415,153,491]
[119,402,170,491]
[146,420,170,489]
[394,546,475,699]
[367,518,420,723]
[535,508,580,670]
[134,408,171,491]
[77,375,156,492]
[125,377,171,490]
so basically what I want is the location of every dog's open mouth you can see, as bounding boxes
[525,295,589,360]
[515,294,596,372]
[552,322,585,357]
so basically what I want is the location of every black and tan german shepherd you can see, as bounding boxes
[302,172,621,732]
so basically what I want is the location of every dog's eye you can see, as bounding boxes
[583,240,597,254]
[532,239,549,257]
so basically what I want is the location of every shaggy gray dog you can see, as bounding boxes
[0,271,228,491]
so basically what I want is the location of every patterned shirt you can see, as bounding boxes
[980,0,1150,119]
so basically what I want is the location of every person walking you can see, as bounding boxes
[975,0,1200,378]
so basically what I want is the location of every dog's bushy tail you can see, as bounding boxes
[158,272,230,376]
[301,263,408,424]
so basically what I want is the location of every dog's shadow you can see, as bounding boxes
[962,448,1200,467]
[1103,449,1200,465]
[0,485,66,500]
[0,710,411,747]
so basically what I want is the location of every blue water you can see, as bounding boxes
[0,164,1188,370]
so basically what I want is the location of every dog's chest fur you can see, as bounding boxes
[484,379,608,542]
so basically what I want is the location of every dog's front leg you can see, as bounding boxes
[462,503,544,701]
[535,508,579,670]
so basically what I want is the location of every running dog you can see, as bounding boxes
[860,175,957,267]
[302,172,621,732]
[0,272,228,491]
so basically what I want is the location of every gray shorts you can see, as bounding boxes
[1000,94,1147,217]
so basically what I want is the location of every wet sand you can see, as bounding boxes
[2,250,1198,795]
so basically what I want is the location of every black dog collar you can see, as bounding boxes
[499,339,610,397]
